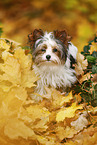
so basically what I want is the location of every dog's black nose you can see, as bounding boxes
[46,55,51,60]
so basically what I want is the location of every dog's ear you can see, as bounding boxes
[54,30,71,46]
[28,29,44,48]
[33,29,44,41]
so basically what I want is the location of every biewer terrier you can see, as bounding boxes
[28,29,78,101]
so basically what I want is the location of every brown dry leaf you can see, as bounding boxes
[79,72,91,84]
[74,94,82,103]
[75,52,88,76]
[91,74,97,83]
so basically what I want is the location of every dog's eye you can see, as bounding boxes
[53,48,58,52]
[41,48,46,52]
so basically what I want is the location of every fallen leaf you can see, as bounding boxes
[56,103,83,122]
[79,73,91,84]
[0,39,10,51]
[4,118,36,139]
[89,41,97,54]
[71,111,89,131]
[75,52,88,75]
[26,105,50,122]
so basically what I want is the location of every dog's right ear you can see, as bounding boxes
[33,29,44,41]
[28,29,44,48]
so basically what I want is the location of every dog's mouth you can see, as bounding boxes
[36,60,61,67]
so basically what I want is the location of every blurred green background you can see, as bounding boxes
[0,0,97,51]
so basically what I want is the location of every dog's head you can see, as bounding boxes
[28,29,71,66]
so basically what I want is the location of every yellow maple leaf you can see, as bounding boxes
[0,80,13,92]
[65,141,78,145]
[0,102,12,129]
[4,118,36,139]
[0,39,10,51]
[14,48,32,70]
[42,88,73,109]
[32,118,48,131]
[37,135,56,145]
[21,68,37,88]
[26,105,50,122]
[0,55,21,86]
[14,48,38,88]
[51,90,73,108]
[0,87,27,125]
[0,47,38,90]
[56,103,83,122]
[0,39,10,62]
[56,126,78,141]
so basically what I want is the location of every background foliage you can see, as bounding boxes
[0,0,97,52]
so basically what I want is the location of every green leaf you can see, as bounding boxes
[88,40,94,45]
[0,27,3,37]
[94,34,97,42]
[22,46,30,50]
[92,65,97,74]
[80,92,92,104]
[92,84,97,107]
[83,45,90,53]
[92,51,97,58]
[86,55,96,63]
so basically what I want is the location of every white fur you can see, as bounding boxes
[65,42,78,68]
[68,42,78,59]
[41,42,62,65]
[31,32,78,101]
[35,32,53,48]
[32,64,76,101]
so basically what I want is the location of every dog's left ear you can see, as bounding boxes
[28,29,44,48]
[53,30,71,46]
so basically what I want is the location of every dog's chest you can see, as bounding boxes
[33,65,76,94]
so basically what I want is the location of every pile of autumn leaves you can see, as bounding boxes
[0,38,97,145]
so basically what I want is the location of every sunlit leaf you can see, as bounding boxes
[56,103,83,122]
[4,118,36,139]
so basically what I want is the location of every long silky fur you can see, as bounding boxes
[29,29,78,101]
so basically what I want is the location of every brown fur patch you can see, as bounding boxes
[28,29,44,49]
[53,30,71,46]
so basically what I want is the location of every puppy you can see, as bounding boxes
[28,29,78,101]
